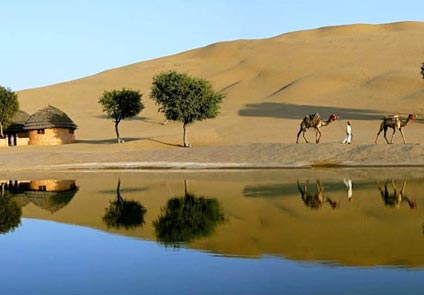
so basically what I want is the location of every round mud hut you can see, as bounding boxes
[24,105,77,145]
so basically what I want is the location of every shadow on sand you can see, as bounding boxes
[238,102,384,121]
[76,137,183,147]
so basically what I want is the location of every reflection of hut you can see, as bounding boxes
[2,110,30,147]
[24,180,78,213]
[23,105,77,145]
[4,180,78,214]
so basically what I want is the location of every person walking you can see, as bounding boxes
[342,121,352,144]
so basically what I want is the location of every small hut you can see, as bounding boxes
[24,105,77,145]
[2,110,30,146]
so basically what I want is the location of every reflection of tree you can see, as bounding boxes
[153,180,225,246]
[103,179,147,230]
[0,183,22,234]
[377,180,417,209]
[297,180,338,209]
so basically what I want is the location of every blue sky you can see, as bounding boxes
[1,0,423,90]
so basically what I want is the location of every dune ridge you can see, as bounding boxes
[4,21,424,170]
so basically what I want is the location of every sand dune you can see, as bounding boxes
[4,21,424,169]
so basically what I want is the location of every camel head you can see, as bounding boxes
[408,114,417,121]
[328,114,339,122]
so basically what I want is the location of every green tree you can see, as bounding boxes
[103,179,147,230]
[153,180,225,246]
[151,71,224,147]
[0,86,19,138]
[98,88,144,143]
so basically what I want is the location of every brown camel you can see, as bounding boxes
[297,180,338,209]
[375,114,416,144]
[377,179,417,209]
[296,113,339,143]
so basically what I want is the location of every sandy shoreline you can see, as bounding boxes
[1,142,424,171]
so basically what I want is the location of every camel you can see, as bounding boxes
[296,113,339,143]
[297,180,338,209]
[377,179,417,209]
[421,62,424,79]
[375,114,416,144]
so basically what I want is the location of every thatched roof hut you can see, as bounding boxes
[24,105,77,130]
[24,105,77,145]
[5,110,30,133]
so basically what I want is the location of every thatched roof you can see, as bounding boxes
[24,105,77,130]
[5,110,30,133]
[23,187,78,213]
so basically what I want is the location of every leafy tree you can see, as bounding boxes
[98,88,144,143]
[0,184,22,234]
[0,86,19,138]
[151,71,224,147]
[153,180,225,246]
[103,179,146,230]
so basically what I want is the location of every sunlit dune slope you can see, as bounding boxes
[17,21,424,146]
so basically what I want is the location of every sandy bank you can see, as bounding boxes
[1,142,423,171]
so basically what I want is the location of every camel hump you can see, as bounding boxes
[384,114,400,118]
[308,113,320,120]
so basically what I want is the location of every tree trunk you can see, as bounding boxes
[183,123,189,147]
[0,123,3,138]
[116,178,123,203]
[184,179,188,197]
[115,120,121,143]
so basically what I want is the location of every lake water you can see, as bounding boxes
[1,168,424,294]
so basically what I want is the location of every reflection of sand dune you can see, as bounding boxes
[14,172,424,267]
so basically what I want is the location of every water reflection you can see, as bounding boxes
[1,180,78,214]
[102,179,146,230]
[0,183,22,234]
[377,179,417,209]
[3,170,424,267]
[343,178,353,201]
[153,180,225,247]
[297,180,338,209]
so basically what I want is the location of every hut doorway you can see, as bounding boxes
[7,134,17,146]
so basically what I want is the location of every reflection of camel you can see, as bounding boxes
[297,180,338,209]
[377,180,417,209]
[375,114,416,144]
[296,113,339,143]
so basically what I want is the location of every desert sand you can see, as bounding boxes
[3,21,424,170]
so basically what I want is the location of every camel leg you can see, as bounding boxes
[296,128,302,144]
[399,128,406,144]
[297,180,305,200]
[297,128,308,143]
[383,128,390,144]
[390,129,396,144]
[375,131,381,144]
[302,130,309,143]
[315,128,322,143]
[375,125,383,144]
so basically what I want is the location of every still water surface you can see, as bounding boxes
[1,169,424,294]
